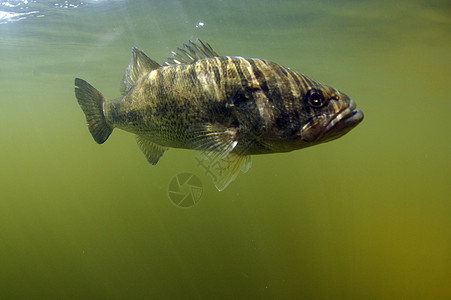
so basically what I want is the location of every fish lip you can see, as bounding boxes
[315,99,363,142]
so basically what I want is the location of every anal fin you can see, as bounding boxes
[136,135,168,165]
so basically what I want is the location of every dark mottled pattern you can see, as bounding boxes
[103,56,351,155]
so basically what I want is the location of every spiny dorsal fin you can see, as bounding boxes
[120,47,161,95]
[165,39,219,65]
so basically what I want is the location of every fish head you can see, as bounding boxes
[297,85,364,145]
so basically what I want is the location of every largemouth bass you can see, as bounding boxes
[75,40,363,190]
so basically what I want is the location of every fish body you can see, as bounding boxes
[75,40,363,190]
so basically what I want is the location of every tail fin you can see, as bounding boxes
[75,78,113,144]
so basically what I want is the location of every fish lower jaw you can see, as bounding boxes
[300,99,363,143]
[319,100,363,141]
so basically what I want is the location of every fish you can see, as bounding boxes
[75,39,363,191]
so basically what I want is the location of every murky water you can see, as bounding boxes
[0,0,449,298]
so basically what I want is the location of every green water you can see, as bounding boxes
[1,0,450,298]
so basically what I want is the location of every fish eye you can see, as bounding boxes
[306,89,325,108]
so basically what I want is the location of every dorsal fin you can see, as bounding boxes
[165,39,219,65]
[120,47,161,95]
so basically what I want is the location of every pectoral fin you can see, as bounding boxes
[188,123,252,190]
[188,123,238,160]
[136,135,168,165]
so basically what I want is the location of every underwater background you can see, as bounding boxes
[0,0,449,298]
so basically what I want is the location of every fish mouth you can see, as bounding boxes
[301,99,364,143]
